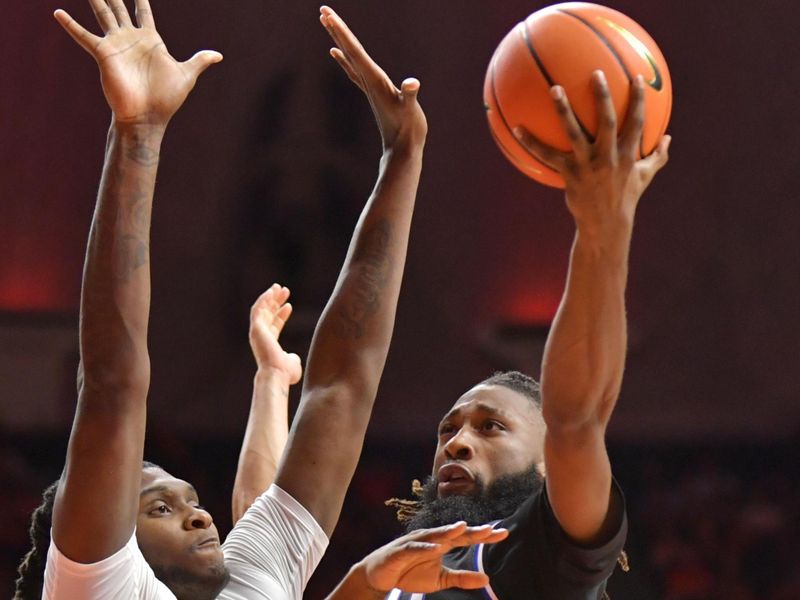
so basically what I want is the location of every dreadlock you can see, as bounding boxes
[385,479,424,523]
[386,371,541,523]
[14,480,59,600]
[14,461,163,599]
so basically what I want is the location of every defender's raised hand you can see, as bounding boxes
[250,284,302,385]
[320,6,427,152]
[54,0,222,126]
[514,72,670,233]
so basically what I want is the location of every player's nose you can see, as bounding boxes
[184,506,214,530]
[444,428,475,461]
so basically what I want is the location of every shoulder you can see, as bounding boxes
[44,531,174,599]
[483,480,628,596]
[222,485,329,600]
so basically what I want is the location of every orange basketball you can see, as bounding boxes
[483,2,672,188]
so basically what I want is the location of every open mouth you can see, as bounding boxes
[437,463,476,495]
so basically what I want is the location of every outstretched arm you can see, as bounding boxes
[515,73,670,544]
[51,0,220,562]
[274,6,427,536]
[232,284,301,524]
[326,523,508,600]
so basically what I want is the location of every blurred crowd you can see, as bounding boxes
[2,430,797,599]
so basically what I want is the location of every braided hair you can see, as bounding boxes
[14,480,58,600]
[14,461,163,599]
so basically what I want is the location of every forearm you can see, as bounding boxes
[79,121,163,391]
[540,223,631,429]
[54,121,164,561]
[275,144,423,535]
[325,563,384,600]
[232,369,290,523]
[304,145,423,397]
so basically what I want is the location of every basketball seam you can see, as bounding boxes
[521,17,594,142]
[556,8,643,155]
[488,50,556,179]
[557,9,634,82]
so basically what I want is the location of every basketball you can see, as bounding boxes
[483,2,672,188]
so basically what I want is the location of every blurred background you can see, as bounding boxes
[2,0,799,598]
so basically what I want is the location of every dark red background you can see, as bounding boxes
[2,0,799,440]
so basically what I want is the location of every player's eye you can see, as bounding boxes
[438,423,456,436]
[150,503,171,516]
[481,420,505,432]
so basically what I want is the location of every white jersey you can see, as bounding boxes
[43,484,328,600]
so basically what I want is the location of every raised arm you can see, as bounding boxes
[51,0,220,562]
[232,284,301,524]
[274,6,427,536]
[515,73,670,543]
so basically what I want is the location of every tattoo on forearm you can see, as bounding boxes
[101,132,158,281]
[335,220,393,339]
[126,143,159,167]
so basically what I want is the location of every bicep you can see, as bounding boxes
[52,386,146,563]
[543,423,616,545]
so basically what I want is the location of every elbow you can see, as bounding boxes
[541,386,618,435]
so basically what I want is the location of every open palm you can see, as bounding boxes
[250,284,302,385]
[54,0,221,125]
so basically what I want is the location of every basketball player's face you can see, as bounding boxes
[136,468,229,595]
[432,385,545,498]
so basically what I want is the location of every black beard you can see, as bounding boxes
[404,465,544,533]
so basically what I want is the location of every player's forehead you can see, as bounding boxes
[139,468,197,500]
[441,383,531,423]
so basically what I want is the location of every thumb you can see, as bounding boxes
[400,77,421,102]
[288,353,303,383]
[184,50,223,79]
[439,569,489,590]
[640,134,671,173]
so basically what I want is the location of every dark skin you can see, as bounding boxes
[431,73,669,546]
[48,1,429,597]
[433,385,545,497]
[51,0,221,577]
[136,468,228,597]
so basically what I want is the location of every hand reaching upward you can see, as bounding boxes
[250,284,303,386]
[54,0,222,126]
[320,5,427,152]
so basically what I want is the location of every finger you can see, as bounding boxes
[591,70,618,163]
[413,521,468,542]
[400,78,421,103]
[439,569,490,591]
[320,7,385,81]
[88,0,119,31]
[288,353,303,384]
[638,134,671,176]
[182,50,224,80]
[329,48,366,92]
[450,526,509,546]
[550,85,591,162]
[274,285,290,305]
[134,0,155,28]
[107,0,133,27]
[619,75,645,161]
[274,303,293,336]
[53,10,103,55]
[512,126,565,173]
